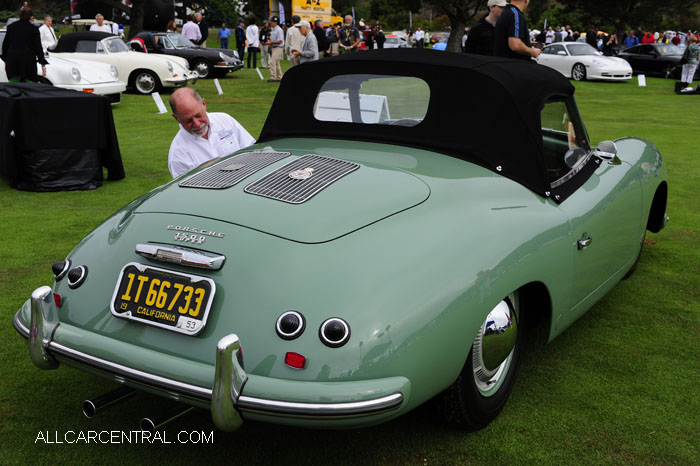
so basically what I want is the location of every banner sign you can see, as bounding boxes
[292,0,332,24]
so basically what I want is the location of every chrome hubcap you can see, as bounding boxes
[136,73,155,93]
[573,65,584,80]
[195,62,210,78]
[472,297,518,396]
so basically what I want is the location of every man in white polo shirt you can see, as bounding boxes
[168,88,255,178]
[90,14,113,33]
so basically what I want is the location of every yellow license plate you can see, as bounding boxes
[110,263,215,336]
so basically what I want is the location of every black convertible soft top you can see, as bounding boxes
[51,31,116,53]
[258,48,577,200]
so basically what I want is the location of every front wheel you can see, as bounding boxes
[131,70,160,95]
[436,294,522,430]
[193,60,212,79]
[572,63,587,81]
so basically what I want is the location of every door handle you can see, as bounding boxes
[577,234,593,250]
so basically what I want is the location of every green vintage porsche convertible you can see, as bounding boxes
[13,49,668,432]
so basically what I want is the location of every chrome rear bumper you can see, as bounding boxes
[14,286,405,430]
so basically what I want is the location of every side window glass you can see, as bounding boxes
[163,37,173,49]
[96,41,106,54]
[541,101,588,186]
[76,40,97,53]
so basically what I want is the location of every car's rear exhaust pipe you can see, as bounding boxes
[82,386,136,419]
[140,404,195,434]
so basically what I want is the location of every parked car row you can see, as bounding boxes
[1,30,245,99]
[1,29,126,102]
[538,40,698,81]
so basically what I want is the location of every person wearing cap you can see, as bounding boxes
[285,15,303,67]
[494,0,540,61]
[167,88,255,178]
[293,20,318,64]
[235,19,246,62]
[465,0,507,55]
[267,16,284,81]
[259,20,270,68]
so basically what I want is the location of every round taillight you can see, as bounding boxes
[52,260,71,281]
[276,311,305,340]
[319,318,350,348]
[67,266,88,289]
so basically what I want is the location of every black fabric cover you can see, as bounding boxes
[257,48,576,199]
[0,83,124,191]
[51,31,116,53]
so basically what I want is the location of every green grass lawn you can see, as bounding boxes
[0,70,698,466]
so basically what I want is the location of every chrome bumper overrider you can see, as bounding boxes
[14,286,405,430]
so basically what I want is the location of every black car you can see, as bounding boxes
[148,32,244,79]
[618,43,699,79]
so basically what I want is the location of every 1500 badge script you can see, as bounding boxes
[167,225,225,245]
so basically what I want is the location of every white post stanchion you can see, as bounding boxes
[637,74,646,87]
[256,68,264,80]
[151,92,168,114]
[213,78,224,95]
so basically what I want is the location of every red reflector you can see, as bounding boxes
[285,352,306,369]
[53,293,62,307]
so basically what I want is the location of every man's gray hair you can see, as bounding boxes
[44,15,53,21]
[95,13,104,19]
[169,87,203,115]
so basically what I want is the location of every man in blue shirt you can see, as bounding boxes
[623,30,639,49]
[218,23,231,49]
[494,0,540,61]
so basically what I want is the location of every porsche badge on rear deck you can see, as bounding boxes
[289,167,315,180]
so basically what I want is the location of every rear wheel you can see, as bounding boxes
[663,64,675,79]
[572,63,587,81]
[131,70,160,95]
[436,293,522,430]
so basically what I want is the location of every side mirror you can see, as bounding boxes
[595,140,621,165]
[557,51,567,56]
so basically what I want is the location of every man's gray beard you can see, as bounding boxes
[192,123,209,137]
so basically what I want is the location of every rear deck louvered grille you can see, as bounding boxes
[178,151,291,189]
[244,155,360,204]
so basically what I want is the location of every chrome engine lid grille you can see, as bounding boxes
[179,151,291,189]
[244,155,360,204]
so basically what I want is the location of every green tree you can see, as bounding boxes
[557,0,700,34]
[426,0,483,52]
